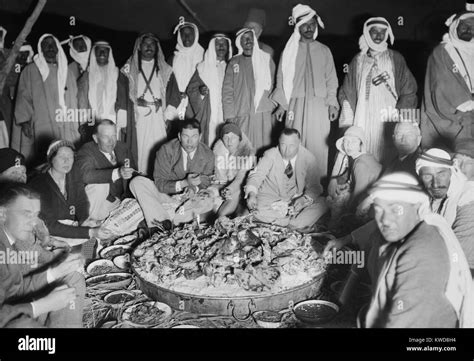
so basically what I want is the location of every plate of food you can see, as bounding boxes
[121,301,172,327]
[86,259,116,276]
[113,254,131,270]
[114,234,137,246]
[293,300,339,325]
[252,310,283,328]
[85,272,132,290]
[99,245,131,260]
[103,290,136,306]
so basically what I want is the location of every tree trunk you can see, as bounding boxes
[0,0,47,96]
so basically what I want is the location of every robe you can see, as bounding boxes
[339,49,417,163]
[222,55,276,154]
[13,62,79,165]
[421,44,474,150]
[272,40,339,183]
[186,61,226,147]
[77,70,127,144]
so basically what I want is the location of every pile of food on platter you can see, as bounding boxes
[132,216,327,297]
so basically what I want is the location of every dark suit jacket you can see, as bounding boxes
[0,229,48,327]
[74,141,136,202]
[153,138,215,194]
[29,171,90,239]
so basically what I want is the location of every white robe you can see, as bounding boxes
[136,60,168,174]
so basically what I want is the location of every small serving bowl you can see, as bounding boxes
[252,310,283,328]
[293,300,339,325]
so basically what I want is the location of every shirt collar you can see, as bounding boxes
[283,155,297,167]
[181,147,197,159]
[3,228,16,246]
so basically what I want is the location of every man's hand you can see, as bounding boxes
[187,173,201,187]
[274,106,286,122]
[328,105,339,122]
[21,122,33,138]
[246,191,258,211]
[89,226,114,241]
[292,196,309,214]
[323,234,352,256]
[33,286,76,316]
[119,166,134,180]
[199,85,209,96]
[48,254,83,281]
[33,219,50,245]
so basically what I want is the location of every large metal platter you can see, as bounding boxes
[132,264,326,319]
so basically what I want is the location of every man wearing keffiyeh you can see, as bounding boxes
[415,148,474,274]
[339,17,417,164]
[272,4,339,186]
[121,33,181,175]
[13,34,79,166]
[169,18,204,123]
[356,172,474,328]
[77,41,127,143]
[222,28,276,154]
[186,33,232,147]
[421,6,474,149]
[66,35,91,80]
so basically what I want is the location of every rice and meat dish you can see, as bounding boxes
[127,303,165,324]
[133,216,326,297]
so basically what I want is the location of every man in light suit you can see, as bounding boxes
[245,128,327,231]
[0,183,84,328]
[130,119,215,228]
[74,119,137,222]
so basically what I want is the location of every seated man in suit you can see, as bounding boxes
[130,119,215,229]
[0,183,85,328]
[74,119,137,222]
[244,128,328,232]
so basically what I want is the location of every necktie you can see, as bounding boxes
[284,162,293,179]
[186,153,192,172]
[109,152,117,166]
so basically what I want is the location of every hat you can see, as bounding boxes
[46,140,75,162]
[336,126,366,154]
[454,138,474,159]
[245,8,266,28]
[221,122,242,139]
[415,148,453,175]
[467,1,474,11]
[0,148,25,173]
[369,172,429,205]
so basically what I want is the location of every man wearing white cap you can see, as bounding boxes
[339,17,417,163]
[356,172,474,327]
[14,34,79,165]
[77,41,126,142]
[168,18,204,124]
[421,7,474,149]
[415,148,474,275]
[66,35,91,80]
[187,33,232,147]
[222,28,276,153]
[272,4,339,186]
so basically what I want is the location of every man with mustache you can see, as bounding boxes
[421,6,474,149]
[66,35,91,81]
[186,34,232,147]
[416,148,474,276]
[77,41,126,143]
[13,34,79,166]
[222,28,276,154]
[339,17,417,164]
[272,4,339,188]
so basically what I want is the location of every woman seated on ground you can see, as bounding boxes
[327,126,382,232]
[29,140,112,257]
[213,122,255,217]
